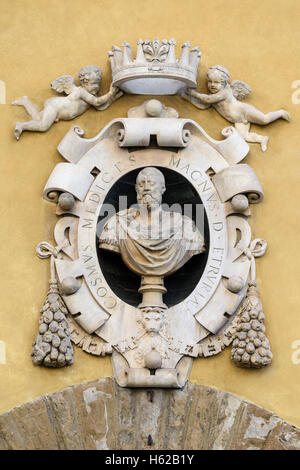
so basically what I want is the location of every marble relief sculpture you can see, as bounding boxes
[99,167,205,376]
[183,65,290,151]
[33,94,273,387]
[12,65,123,140]
[99,167,205,278]
[23,38,291,387]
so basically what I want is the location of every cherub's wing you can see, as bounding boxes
[50,75,76,95]
[231,80,252,100]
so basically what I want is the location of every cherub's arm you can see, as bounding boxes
[79,85,122,109]
[181,91,211,109]
[189,88,227,104]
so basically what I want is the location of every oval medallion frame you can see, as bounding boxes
[43,114,263,386]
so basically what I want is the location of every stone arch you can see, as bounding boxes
[0,379,299,450]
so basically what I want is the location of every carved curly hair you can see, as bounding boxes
[207,65,230,84]
[78,65,102,84]
[136,167,166,193]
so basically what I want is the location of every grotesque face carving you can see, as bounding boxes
[135,167,166,209]
[140,307,165,334]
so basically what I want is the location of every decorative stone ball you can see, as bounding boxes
[58,192,75,211]
[104,297,117,309]
[246,343,255,354]
[242,322,251,331]
[251,319,261,331]
[227,276,244,293]
[52,335,61,348]
[50,348,58,361]
[61,276,80,295]
[237,331,247,340]
[231,194,249,212]
[43,331,53,343]
[48,191,59,202]
[144,349,162,370]
[39,323,48,334]
[49,321,59,333]
[254,338,262,347]
[57,328,66,339]
[145,100,163,117]
[43,311,53,324]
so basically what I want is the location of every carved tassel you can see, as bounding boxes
[31,242,74,368]
[231,239,273,368]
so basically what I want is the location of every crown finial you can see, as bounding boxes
[189,46,202,73]
[179,41,191,66]
[167,38,177,63]
[136,38,146,63]
[122,41,133,65]
[108,50,117,74]
[111,45,123,68]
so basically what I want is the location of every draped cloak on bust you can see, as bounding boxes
[99,208,205,277]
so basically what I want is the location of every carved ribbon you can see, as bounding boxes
[243,238,267,282]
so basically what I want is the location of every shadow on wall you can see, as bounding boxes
[0,341,6,365]
[0,81,6,104]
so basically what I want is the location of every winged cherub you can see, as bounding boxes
[183,65,290,151]
[12,65,123,140]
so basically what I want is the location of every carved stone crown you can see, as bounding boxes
[108,38,201,95]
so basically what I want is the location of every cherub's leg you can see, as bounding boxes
[14,107,58,140]
[245,106,290,125]
[235,122,269,152]
[12,96,41,120]
[246,132,269,152]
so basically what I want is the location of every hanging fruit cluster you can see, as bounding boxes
[31,280,73,367]
[231,282,272,368]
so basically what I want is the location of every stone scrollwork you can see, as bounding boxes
[33,97,273,387]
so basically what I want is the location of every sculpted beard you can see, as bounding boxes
[137,190,161,208]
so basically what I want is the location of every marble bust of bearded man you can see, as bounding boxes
[99,167,205,278]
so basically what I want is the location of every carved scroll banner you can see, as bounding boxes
[43,163,94,202]
[212,164,264,203]
[116,118,192,147]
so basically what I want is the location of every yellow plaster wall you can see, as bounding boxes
[0,0,300,427]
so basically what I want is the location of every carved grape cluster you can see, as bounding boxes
[231,283,272,368]
[31,283,73,367]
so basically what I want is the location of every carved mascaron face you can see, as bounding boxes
[140,308,165,334]
[135,167,166,209]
